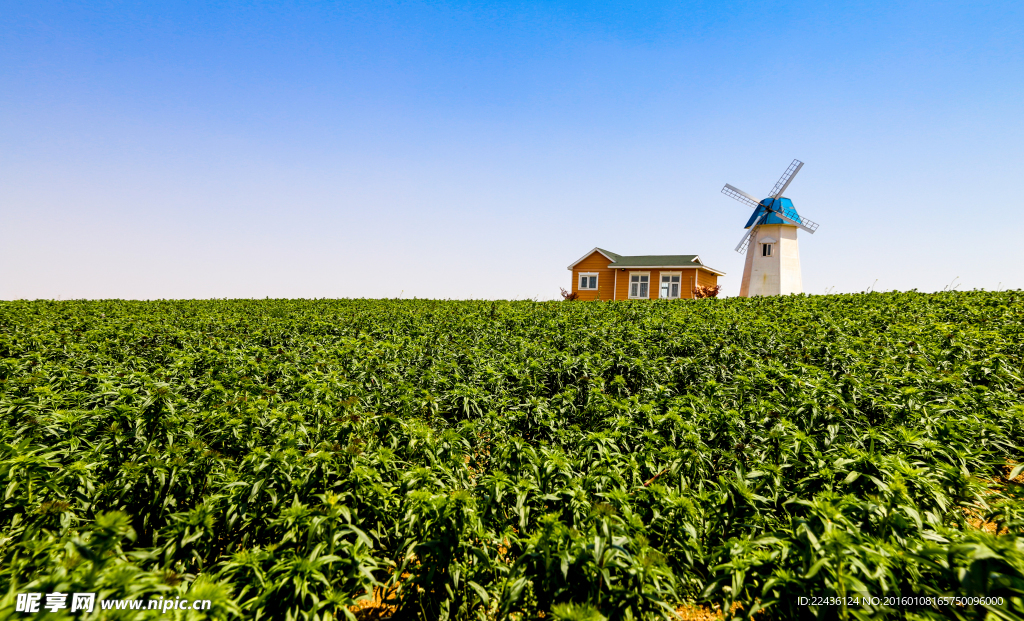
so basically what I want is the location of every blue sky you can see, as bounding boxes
[2,0,1021,299]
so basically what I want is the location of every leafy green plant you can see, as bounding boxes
[0,292,1022,619]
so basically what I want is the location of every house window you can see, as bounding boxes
[629,273,650,299]
[761,243,773,257]
[578,273,598,290]
[660,273,682,299]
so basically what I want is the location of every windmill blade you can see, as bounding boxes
[771,209,820,234]
[735,224,759,253]
[722,184,761,209]
[769,159,804,198]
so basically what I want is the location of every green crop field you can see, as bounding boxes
[2,292,1023,620]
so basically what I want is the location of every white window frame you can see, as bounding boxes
[578,272,599,290]
[660,272,682,300]
[628,272,650,299]
[761,243,773,257]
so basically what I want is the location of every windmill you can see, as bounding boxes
[721,159,820,297]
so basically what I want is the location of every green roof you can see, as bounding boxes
[605,253,702,268]
[571,248,724,275]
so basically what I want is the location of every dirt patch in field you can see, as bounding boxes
[349,590,398,620]
[964,509,1003,535]
[1001,460,1024,487]
[675,601,744,620]
[964,460,1023,535]
[675,603,723,620]
[349,574,406,620]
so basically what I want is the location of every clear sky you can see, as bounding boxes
[2,1,1021,300]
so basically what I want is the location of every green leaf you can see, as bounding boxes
[467,580,489,605]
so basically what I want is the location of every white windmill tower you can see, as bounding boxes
[721,159,820,297]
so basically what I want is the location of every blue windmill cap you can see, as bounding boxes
[744,197,801,228]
